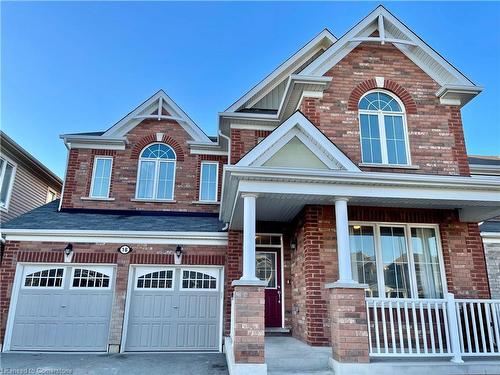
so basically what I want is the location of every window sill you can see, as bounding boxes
[359,163,420,170]
[192,201,220,205]
[81,197,115,201]
[131,198,177,203]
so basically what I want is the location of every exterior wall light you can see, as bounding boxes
[174,245,183,265]
[64,243,74,263]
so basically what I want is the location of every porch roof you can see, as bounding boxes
[220,166,500,229]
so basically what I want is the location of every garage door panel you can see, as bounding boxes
[125,267,222,351]
[9,265,114,352]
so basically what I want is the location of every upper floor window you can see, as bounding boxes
[358,91,410,166]
[0,156,16,210]
[90,157,113,198]
[46,187,58,203]
[199,161,218,202]
[136,143,176,200]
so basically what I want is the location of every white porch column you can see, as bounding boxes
[240,193,259,282]
[335,197,356,284]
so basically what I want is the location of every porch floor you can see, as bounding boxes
[265,336,332,374]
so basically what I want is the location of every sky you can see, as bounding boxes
[2,1,499,178]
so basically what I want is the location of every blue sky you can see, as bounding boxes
[2,1,499,178]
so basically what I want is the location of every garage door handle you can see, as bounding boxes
[173,306,179,309]
[61,305,67,308]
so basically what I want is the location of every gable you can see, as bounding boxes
[236,111,360,172]
[103,90,212,144]
[263,136,329,169]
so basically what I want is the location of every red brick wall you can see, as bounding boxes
[291,206,338,346]
[0,240,226,348]
[61,118,226,212]
[299,43,470,176]
[224,230,243,334]
[230,129,271,164]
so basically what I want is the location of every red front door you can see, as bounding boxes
[256,248,282,327]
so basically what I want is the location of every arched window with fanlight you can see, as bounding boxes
[358,91,410,166]
[136,143,176,200]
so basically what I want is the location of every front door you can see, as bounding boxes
[256,249,282,327]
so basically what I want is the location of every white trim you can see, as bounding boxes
[89,156,113,199]
[229,123,278,131]
[81,196,116,201]
[199,161,219,203]
[103,90,211,143]
[225,29,336,112]
[0,154,17,212]
[190,149,228,156]
[301,5,477,89]
[46,187,58,203]
[2,229,229,246]
[236,112,360,172]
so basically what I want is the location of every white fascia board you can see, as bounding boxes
[102,90,211,143]
[481,232,500,244]
[1,229,228,246]
[225,29,336,113]
[190,149,228,156]
[236,112,360,172]
[60,135,127,150]
[301,5,477,89]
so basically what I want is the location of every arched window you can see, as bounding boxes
[358,91,410,165]
[136,143,176,200]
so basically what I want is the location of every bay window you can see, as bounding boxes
[349,223,445,299]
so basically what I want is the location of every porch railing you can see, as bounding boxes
[366,294,500,361]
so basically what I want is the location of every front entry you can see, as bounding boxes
[255,234,283,328]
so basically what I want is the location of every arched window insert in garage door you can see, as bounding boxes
[23,268,64,288]
[135,268,175,289]
[180,268,218,290]
[71,268,111,288]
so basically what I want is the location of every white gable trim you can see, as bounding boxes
[103,90,211,143]
[225,29,336,112]
[236,111,360,172]
[301,5,479,89]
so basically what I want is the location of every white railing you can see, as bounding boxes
[366,297,452,357]
[455,299,500,356]
[366,294,500,361]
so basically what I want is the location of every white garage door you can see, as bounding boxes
[7,264,114,351]
[124,266,222,352]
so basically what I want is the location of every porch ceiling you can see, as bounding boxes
[221,166,500,229]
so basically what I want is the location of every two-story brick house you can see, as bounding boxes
[1,6,500,375]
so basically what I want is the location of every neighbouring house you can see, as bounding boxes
[469,155,500,299]
[0,131,62,224]
[1,5,500,375]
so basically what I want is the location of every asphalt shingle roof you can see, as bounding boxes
[2,200,225,232]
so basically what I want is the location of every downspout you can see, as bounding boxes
[58,141,71,212]
[218,130,231,165]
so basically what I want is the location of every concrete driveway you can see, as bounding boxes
[0,352,228,375]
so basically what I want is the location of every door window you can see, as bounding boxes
[256,252,277,288]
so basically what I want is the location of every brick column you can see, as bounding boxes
[108,253,131,352]
[232,284,266,364]
[326,284,369,364]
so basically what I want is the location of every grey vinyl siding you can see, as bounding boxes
[1,149,61,224]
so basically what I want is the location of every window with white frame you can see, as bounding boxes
[72,268,110,288]
[90,157,113,198]
[349,223,445,299]
[24,268,64,288]
[199,162,218,202]
[181,269,217,290]
[358,91,410,165]
[136,143,176,200]
[0,156,16,209]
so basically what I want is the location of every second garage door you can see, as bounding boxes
[124,266,222,351]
